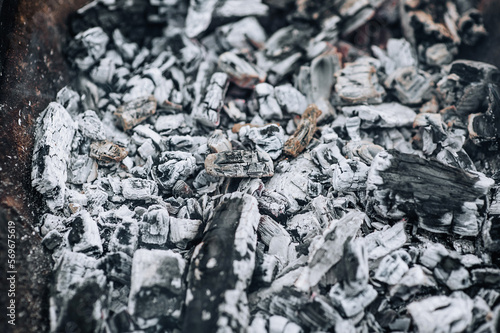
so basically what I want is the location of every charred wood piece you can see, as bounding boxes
[205,150,274,178]
[366,150,493,236]
[114,96,157,131]
[283,104,321,157]
[183,192,260,333]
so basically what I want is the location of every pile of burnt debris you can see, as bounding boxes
[31,0,500,332]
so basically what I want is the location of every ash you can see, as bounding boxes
[31,0,500,332]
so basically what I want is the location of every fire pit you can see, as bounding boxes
[1,0,500,332]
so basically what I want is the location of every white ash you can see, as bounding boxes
[29,1,500,332]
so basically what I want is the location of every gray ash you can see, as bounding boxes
[30,0,500,332]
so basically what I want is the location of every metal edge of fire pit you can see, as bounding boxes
[0,1,90,332]
[0,0,499,332]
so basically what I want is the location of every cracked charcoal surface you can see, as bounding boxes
[29,0,500,332]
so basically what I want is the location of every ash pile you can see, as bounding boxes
[30,0,500,332]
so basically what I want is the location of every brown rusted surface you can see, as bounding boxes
[0,1,90,332]
[283,104,322,157]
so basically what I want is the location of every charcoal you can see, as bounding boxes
[193,72,229,127]
[295,210,364,291]
[97,252,132,284]
[215,17,267,51]
[84,186,108,216]
[425,43,455,66]
[133,124,163,149]
[137,139,157,160]
[205,150,274,178]
[213,0,269,20]
[343,140,384,165]
[367,150,494,236]
[153,151,197,191]
[384,66,433,104]
[311,142,345,176]
[67,210,103,255]
[155,114,188,135]
[257,191,289,221]
[168,217,202,249]
[364,221,407,262]
[332,159,370,192]
[374,250,411,285]
[390,265,437,301]
[258,215,290,247]
[468,84,500,145]
[56,86,80,116]
[184,0,218,38]
[287,211,322,242]
[208,129,232,153]
[32,102,77,211]
[310,51,341,120]
[371,38,418,75]
[114,95,157,131]
[90,140,128,164]
[283,104,321,157]
[255,83,283,120]
[407,292,474,333]
[183,193,260,332]
[219,52,266,89]
[128,249,185,322]
[239,124,285,159]
[108,220,139,257]
[342,102,416,129]
[121,178,158,200]
[274,85,307,116]
[68,27,110,71]
[334,61,386,105]
[42,230,64,250]
[30,1,500,331]
[67,154,98,185]
[457,9,488,46]
[266,154,320,212]
[40,213,66,236]
[112,29,138,61]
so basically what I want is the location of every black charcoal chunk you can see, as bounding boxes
[335,61,386,105]
[239,124,285,160]
[219,52,266,89]
[183,192,260,333]
[140,205,170,246]
[407,292,474,333]
[121,178,158,200]
[32,102,77,211]
[168,217,202,249]
[390,265,437,301]
[68,27,109,71]
[153,151,197,191]
[109,220,139,257]
[128,249,185,322]
[184,0,218,38]
[255,83,283,120]
[295,210,365,291]
[208,129,232,153]
[342,103,416,129]
[68,210,103,255]
[275,85,308,116]
[374,250,411,285]
[205,150,274,178]
[332,159,370,192]
[50,250,107,333]
[367,150,494,236]
[193,72,229,127]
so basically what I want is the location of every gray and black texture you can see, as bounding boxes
[27,0,500,332]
